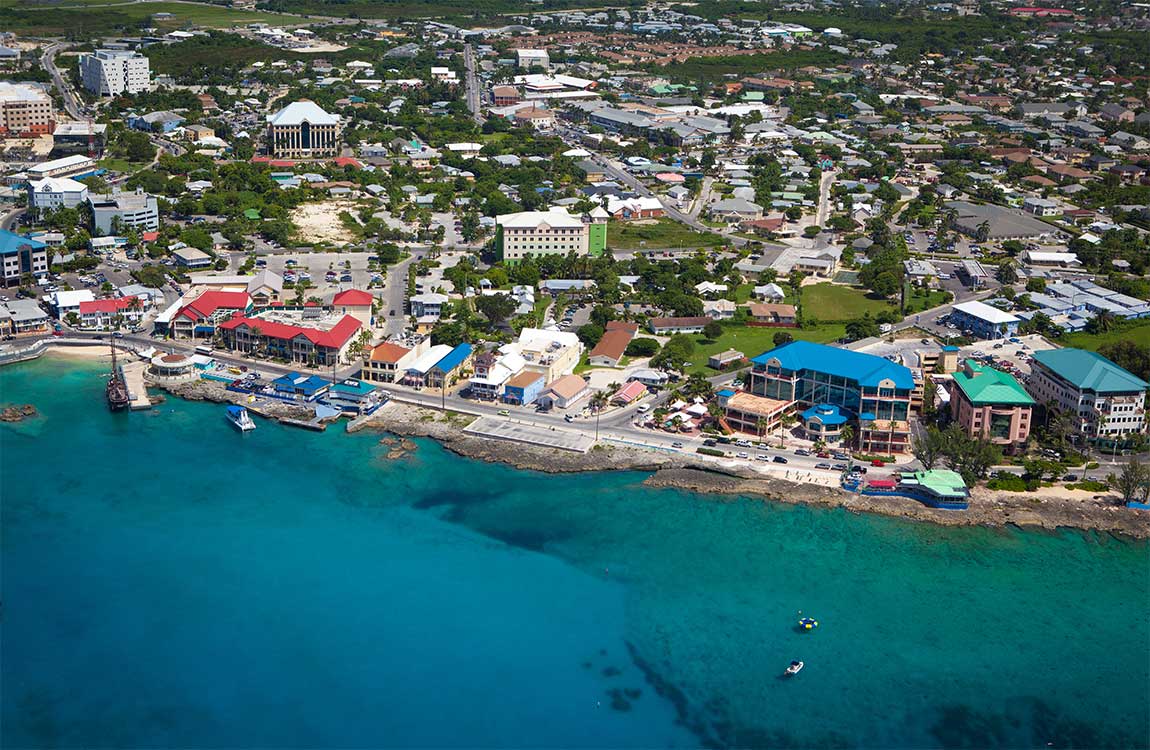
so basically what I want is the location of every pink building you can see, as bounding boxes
[948,360,1034,454]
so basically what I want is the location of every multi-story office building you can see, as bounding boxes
[1027,348,1147,441]
[495,207,607,264]
[746,341,917,454]
[0,229,49,287]
[266,100,342,158]
[79,49,151,96]
[27,177,89,213]
[0,82,55,136]
[949,359,1035,454]
[88,190,159,234]
[949,300,1020,340]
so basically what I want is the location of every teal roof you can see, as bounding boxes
[1032,348,1148,393]
[905,469,968,499]
[752,341,914,390]
[952,360,1035,406]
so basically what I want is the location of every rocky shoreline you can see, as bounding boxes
[358,403,1149,540]
[145,381,1147,540]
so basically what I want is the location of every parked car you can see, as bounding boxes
[772,456,788,464]
[871,459,886,467]
[815,462,832,469]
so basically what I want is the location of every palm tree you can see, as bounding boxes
[757,417,769,443]
[590,391,609,442]
[778,413,797,448]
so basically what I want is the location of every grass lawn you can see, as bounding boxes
[1061,320,1150,353]
[98,158,150,174]
[608,219,726,251]
[903,289,951,315]
[683,322,846,375]
[800,282,895,322]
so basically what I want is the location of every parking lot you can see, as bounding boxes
[257,251,386,302]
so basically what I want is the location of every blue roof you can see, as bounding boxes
[0,228,46,256]
[432,342,473,374]
[272,372,330,394]
[751,341,915,390]
[801,403,849,425]
[716,388,737,398]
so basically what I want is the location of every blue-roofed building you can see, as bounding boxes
[271,372,331,401]
[0,228,49,286]
[801,403,850,444]
[749,341,917,454]
[427,342,474,388]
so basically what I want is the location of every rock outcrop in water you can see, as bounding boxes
[0,404,37,422]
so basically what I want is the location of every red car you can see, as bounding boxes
[816,452,831,459]
[871,459,885,467]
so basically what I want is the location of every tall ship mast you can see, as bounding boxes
[106,340,129,411]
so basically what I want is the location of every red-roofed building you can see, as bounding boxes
[332,288,375,327]
[332,157,362,169]
[218,314,362,366]
[172,291,252,339]
[78,296,144,329]
[141,231,159,243]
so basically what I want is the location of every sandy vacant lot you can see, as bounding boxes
[292,200,359,246]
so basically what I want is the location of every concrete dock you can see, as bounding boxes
[120,360,152,410]
[464,416,594,453]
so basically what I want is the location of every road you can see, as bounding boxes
[381,255,415,336]
[462,44,483,124]
[813,169,836,228]
[1,208,26,232]
[42,43,82,120]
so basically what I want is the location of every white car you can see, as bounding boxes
[737,452,750,459]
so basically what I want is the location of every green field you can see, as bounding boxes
[608,219,726,251]
[1062,320,1150,353]
[0,1,300,35]
[683,322,846,374]
[800,283,895,322]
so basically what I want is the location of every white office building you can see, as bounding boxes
[88,190,159,234]
[80,49,151,96]
[27,177,89,213]
[516,49,550,70]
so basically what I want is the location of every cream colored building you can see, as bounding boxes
[266,100,342,159]
[0,82,55,136]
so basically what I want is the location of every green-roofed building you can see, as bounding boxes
[1027,348,1148,441]
[949,359,1035,453]
[243,208,261,221]
[897,470,969,510]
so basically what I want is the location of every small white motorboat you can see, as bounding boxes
[226,405,256,432]
[785,660,804,676]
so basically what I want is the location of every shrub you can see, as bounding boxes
[696,447,726,457]
[1066,480,1109,492]
[625,337,660,357]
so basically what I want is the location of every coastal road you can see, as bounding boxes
[42,43,82,121]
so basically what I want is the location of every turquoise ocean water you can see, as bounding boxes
[2,356,1148,749]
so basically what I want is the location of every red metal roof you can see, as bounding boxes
[80,296,137,314]
[177,291,251,321]
[219,314,361,349]
[332,157,363,169]
[332,289,374,307]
